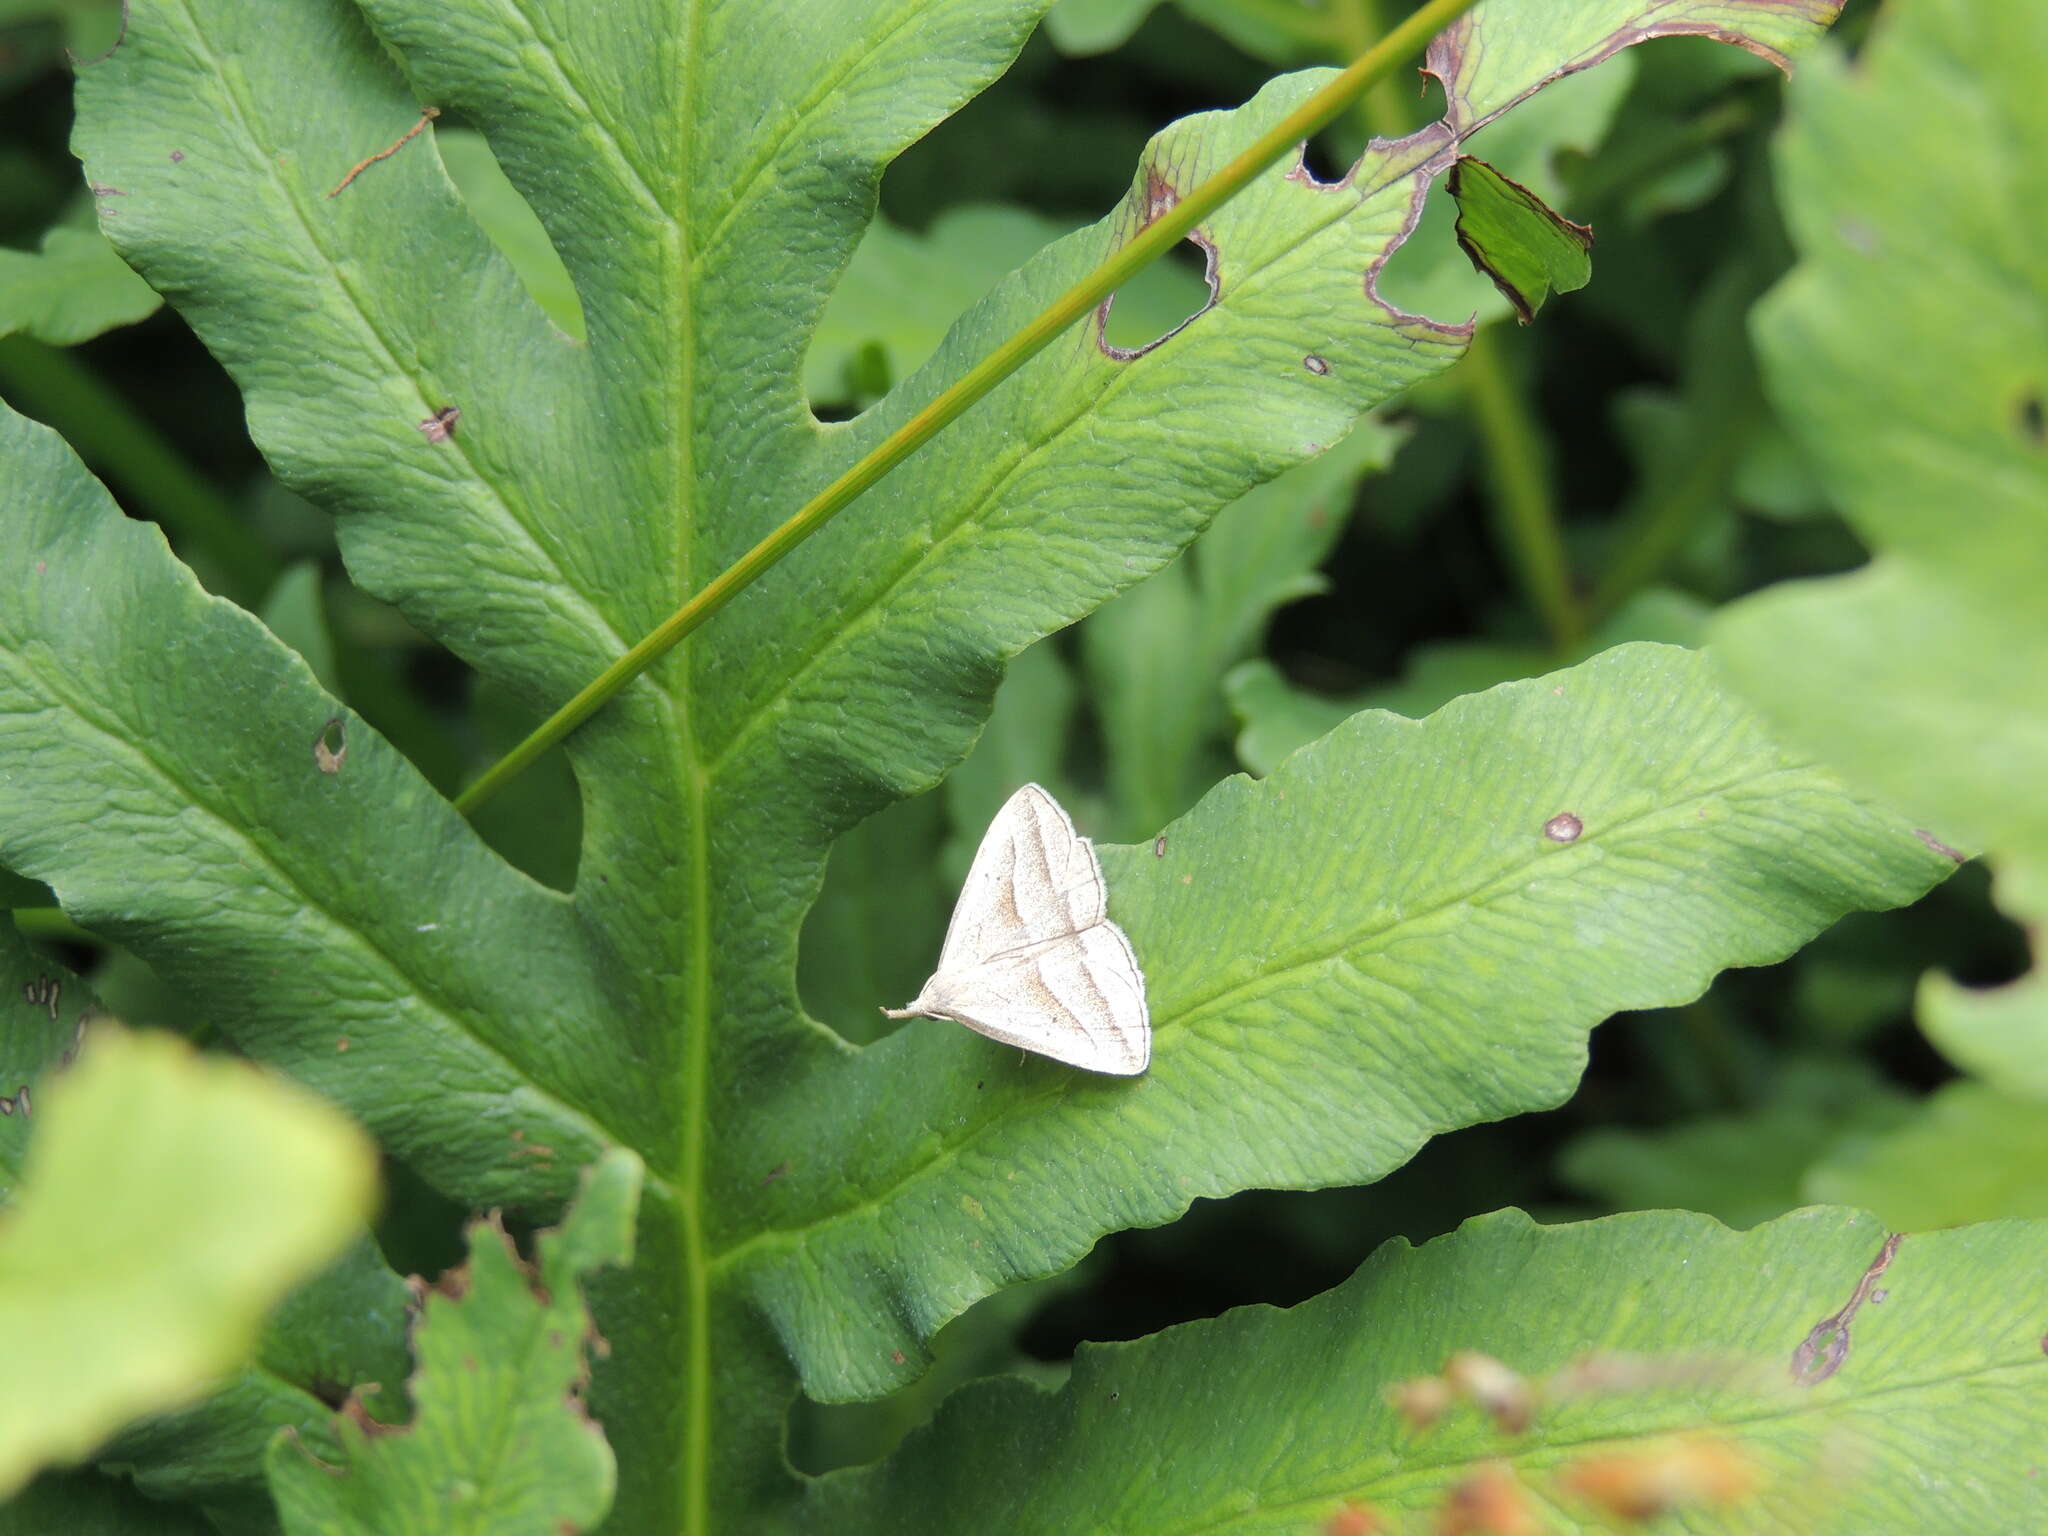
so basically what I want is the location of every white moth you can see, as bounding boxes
[884,783,1151,1075]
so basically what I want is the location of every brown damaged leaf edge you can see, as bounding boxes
[66,0,129,66]
[1424,3,1844,137]
[1093,170,1221,361]
[1913,828,1968,864]
[1791,1232,1902,1386]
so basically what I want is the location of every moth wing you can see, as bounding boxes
[939,783,1105,971]
[922,920,1150,1076]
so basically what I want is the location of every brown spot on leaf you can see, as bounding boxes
[761,1160,791,1185]
[169,149,185,163]
[336,1037,350,1052]
[1792,1233,1902,1386]
[1543,812,1583,843]
[890,1350,906,1365]
[1304,353,1331,375]
[313,716,347,774]
[419,405,461,443]
[1152,835,1168,857]
[2018,394,2044,446]
[1914,829,1966,863]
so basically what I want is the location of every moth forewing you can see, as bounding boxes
[885,784,1151,1076]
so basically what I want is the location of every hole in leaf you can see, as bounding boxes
[796,789,953,1047]
[323,584,582,892]
[1097,232,1215,355]
[1296,129,1352,188]
[312,715,347,775]
[785,1261,1090,1475]
[436,123,587,343]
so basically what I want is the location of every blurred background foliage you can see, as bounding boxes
[0,0,2027,1478]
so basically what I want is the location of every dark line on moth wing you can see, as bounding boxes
[1038,935,1117,1046]
[968,927,1100,967]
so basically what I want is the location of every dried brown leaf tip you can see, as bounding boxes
[1558,1436,1758,1523]
[1440,1463,1541,1536]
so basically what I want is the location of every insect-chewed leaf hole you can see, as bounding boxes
[1097,232,1218,357]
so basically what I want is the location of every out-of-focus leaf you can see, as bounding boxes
[804,1207,2048,1533]
[1447,155,1593,322]
[97,1233,414,1525]
[1805,1081,2048,1231]
[0,223,159,347]
[257,562,339,695]
[435,127,585,343]
[1589,255,1777,613]
[0,1027,377,1499]
[942,637,1084,883]
[1227,587,1707,775]
[788,1267,1078,1476]
[0,0,122,63]
[0,1469,215,1535]
[266,1149,641,1536]
[800,791,953,1048]
[1712,0,2048,1077]
[1082,416,1403,839]
[1043,0,1157,54]
[1560,1059,1910,1229]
